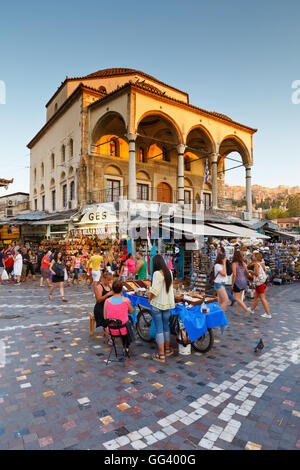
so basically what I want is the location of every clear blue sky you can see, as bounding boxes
[1,0,300,195]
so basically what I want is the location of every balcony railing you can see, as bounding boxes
[87,186,179,205]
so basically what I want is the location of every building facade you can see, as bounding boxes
[28,68,256,217]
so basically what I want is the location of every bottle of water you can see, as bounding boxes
[201,299,207,314]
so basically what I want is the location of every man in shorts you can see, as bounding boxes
[89,249,103,285]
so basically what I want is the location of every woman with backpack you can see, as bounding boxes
[250,252,271,318]
[49,251,68,302]
[231,250,252,316]
[213,253,230,313]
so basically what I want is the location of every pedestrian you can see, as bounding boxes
[94,272,114,342]
[103,279,134,355]
[0,247,6,284]
[250,252,272,319]
[231,250,252,315]
[119,256,129,280]
[132,252,148,280]
[126,253,136,278]
[49,251,68,302]
[40,249,51,287]
[148,254,175,363]
[37,245,45,274]
[217,245,235,306]
[4,252,14,281]
[72,252,81,285]
[21,247,28,282]
[13,249,23,285]
[213,253,230,313]
[89,249,104,285]
[25,248,37,281]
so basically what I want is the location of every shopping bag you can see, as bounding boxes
[2,269,8,281]
[64,269,68,281]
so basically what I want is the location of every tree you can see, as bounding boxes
[287,193,300,217]
[266,207,289,220]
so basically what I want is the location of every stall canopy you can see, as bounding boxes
[206,223,270,239]
[160,222,241,238]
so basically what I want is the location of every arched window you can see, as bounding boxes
[69,139,73,158]
[98,86,107,94]
[61,145,65,162]
[41,162,44,177]
[110,138,118,157]
[139,147,146,162]
[51,153,55,169]
[184,155,191,171]
[162,147,170,162]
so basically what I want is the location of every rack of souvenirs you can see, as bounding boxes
[261,243,300,283]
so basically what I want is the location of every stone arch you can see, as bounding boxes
[40,184,45,192]
[50,178,55,187]
[219,134,251,166]
[68,166,74,177]
[60,171,66,181]
[92,111,127,145]
[137,110,183,144]
[136,170,151,181]
[185,124,216,154]
[104,164,122,176]
[184,177,193,187]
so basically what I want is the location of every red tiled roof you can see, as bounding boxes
[46,68,189,107]
[88,81,257,133]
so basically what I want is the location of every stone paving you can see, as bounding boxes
[0,280,299,450]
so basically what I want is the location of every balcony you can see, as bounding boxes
[87,186,179,205]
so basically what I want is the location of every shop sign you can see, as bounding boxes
[79,207,117,225]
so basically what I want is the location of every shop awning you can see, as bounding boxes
[160,222,241,238]
[206,223,270,239]
[263,229,300,240]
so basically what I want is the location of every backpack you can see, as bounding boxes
[226,259,232,276]
[53,262,65,277]
[254,263,267,286]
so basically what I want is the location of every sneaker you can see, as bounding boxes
[248,308,255,314]
[260,313,272,319]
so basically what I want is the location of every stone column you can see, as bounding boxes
[245,165,252,218]
[177,144,185,206]
[211,153,219,210]
[127,133,137,201]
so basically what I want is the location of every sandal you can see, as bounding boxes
[61,297,68,302]
[165,348,174,357]
[152,353,166,363]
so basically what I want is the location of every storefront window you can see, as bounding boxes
[203,192,211,210]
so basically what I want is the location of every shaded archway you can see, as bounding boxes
[137,112,182,167]
[91,112,128,158]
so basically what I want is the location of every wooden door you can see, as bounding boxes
[157,183,172,203]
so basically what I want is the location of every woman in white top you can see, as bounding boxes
[148,254,175,363]
[213,253,229,312]
[13,249,23,285]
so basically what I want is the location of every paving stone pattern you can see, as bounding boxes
[0,281,299,450]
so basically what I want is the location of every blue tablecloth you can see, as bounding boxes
[123,292,229,342]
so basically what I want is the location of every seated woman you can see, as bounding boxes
[103,280,134,353]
